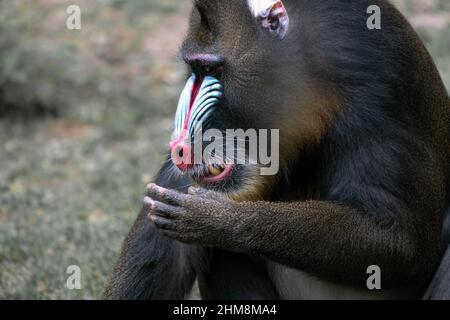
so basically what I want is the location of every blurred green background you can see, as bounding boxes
[0,0,448,299]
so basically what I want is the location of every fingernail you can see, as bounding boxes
[144,196,154,207]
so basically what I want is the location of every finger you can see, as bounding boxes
[143,196,154,208]
[144,197,183,218]
[147,183,189,206]
[149,214,174,230]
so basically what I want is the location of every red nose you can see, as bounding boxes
[170,141,193,171]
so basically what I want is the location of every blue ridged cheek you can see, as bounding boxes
[172,74,195,141]
[172,74,223,141]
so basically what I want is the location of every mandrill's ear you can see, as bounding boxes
[247,0,289,40]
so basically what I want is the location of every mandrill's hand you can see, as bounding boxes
[144,183,241,246]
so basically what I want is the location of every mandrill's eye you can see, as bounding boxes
[202,64,225,77]
[185,54,225,77]
[203,65,224,75]
[204,66,212,73]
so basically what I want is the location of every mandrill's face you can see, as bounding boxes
[167,0,332,198]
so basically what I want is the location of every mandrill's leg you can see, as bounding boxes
[104,161,203,300]
[198,249,279,300]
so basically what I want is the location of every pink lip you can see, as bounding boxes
[200,164,234,184]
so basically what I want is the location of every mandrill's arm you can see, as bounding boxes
[145,183,443,288]
[104,162,201,300]
[104,207,198,299]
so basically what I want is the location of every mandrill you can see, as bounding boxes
[105,0,450,300]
